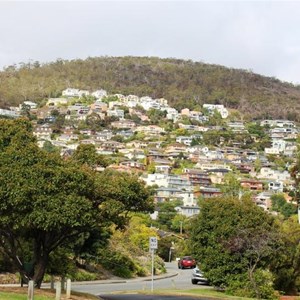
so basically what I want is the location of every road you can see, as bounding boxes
[72,262,210,297]
[100,295,212,300]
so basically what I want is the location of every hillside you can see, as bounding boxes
[1,56,300,120]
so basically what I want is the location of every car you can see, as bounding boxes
[178,256,196,269]
[191,267,209,285]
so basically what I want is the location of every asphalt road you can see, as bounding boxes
[100,295,212,300]
[72,262,210,297]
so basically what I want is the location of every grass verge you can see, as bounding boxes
[0,287,99,300]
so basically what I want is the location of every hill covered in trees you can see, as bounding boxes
[1,56,300,120]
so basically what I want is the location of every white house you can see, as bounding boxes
[260,119,295,128]
[107,109,124,119]
[203,104,229,119]
[62,88,80,97]
[268,181,284,193]
[176,136,193,146]
[20,101,38,110]
[46,98,69,107]
[0,108,20,118]
[92,89,107,99]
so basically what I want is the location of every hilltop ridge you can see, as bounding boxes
[1,56,300,120]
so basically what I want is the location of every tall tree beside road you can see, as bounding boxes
[190,196,280,299]
[0,119,153,287]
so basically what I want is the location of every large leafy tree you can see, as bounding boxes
[190,196,279,298]
[0,119,153,287]
[271,216,300,295]
[72,144,110,168]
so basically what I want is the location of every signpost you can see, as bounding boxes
[149,237,158,292]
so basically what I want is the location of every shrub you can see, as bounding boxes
[99,249,137,278]
[226,269,278,300]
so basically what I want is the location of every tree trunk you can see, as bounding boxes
[248,266,260,299]
[33,254,49,288]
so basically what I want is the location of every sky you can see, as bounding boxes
[1,1,300,84]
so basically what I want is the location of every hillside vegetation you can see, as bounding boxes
[1,56,300,120]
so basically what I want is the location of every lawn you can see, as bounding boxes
[0,291,54,300]
[0,287,99,300]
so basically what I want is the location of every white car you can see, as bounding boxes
[191,267,209,285]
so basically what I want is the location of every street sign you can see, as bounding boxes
[149,237,158,250]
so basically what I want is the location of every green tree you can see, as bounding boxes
[221,172,241,197]
[72,144,110,168]
[271,193,297,218]
[42,140,59,154]
[190,196,279,298]
[155,200,182,230]
[0,119,153,287]
[271,216,300,295]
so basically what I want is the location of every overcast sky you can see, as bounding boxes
[1,1,300,84]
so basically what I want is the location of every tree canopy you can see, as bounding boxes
[190,196,280,298]
[0,119,154,287]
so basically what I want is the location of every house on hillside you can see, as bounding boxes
[203,104,229,119]
[46,98,69,107]
[240,179,264,191]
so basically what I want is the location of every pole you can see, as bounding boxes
[27,280,34,300]
[151,249,154,292]
[66,279,71,299]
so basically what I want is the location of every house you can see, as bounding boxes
[260,119,295,128]
[235,163,253,174]
[135,125,165,135]
[155,165,172,174]
[92,89,107,99]
[176,206,200,218]
[268,181,284,193]
[33,124,53,140]
[142,173,193,192]
[62,88,80,97]
[240,179,264,191]
[258,167,291,182]
[227,122,246,133]
[154,187,184,203]
[58,133,79,142]
[91,101,108,112]
[0,108,20,118]
[154,187,196,206]
[94,130,113,142]
[46,98,69,107]
[208,168,230,184]
[122,149,145,160]
[253,191,274,211]
[20,101,38,110]
[166,108,179,121]
[176,136,193,146]
[147,151,170,163]
[203,104,229,119]
[107,109,124,119]
[182,169,211,186]
[116,129,135,139]
[196,162,231,171]
[195,187,222,198]
[120,160,145,171]
[111,120,136,129]
[126,141,148,149]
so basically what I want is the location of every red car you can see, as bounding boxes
[178,256,196,269]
